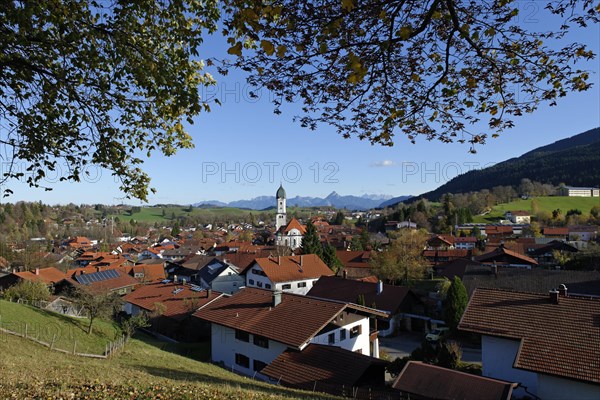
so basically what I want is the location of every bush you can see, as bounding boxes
[3,280,50,303]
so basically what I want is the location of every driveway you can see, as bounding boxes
[380,332,481,363]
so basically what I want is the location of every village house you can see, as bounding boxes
[196,258,245,294]
[193,287,385,380]
[307,276,426,336]
[0,267,68,291]
[504,210,531,224]
[475,245,538,269]
[123,280,222,341]
[392,361,517,400]
[335,250,373,279]
[71,268,139,295]
[245,254,334,295]
[459,287,600,399]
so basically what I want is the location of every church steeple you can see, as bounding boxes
[275,184,287,230]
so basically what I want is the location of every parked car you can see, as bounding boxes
[426,327,449,342]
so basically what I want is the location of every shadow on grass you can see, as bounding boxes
[135,365,328,399]
[132,331,210,362]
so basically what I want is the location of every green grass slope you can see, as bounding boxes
[471,196,600,223]
[0,301,336,399]
[0,299,119,355]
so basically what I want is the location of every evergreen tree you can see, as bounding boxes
[331,211,345,225]
[322,244,344,274]
[300,220,322,257]
[444,276,469,333]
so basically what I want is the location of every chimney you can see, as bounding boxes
[491,262,498,277]
[35,268,40,276]
[558,284,568,297]
[173,274,178,283]
[343,269,348,279]
[549,289,559,305]
[11,268,16,274]
[207,288,212,298]
[377,280,384,295]
[272,290,282,307]
[300,255,303,267]
[182,278,186,285]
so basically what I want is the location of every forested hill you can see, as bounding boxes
[414,127,600,202]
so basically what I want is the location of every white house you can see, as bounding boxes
[245,254,334,295]
[558,186,600,197]
[194,288,384,378]
[197,258,245,294]
[504,210,531,224]
[275,217,306,250]
[460,287,600,400]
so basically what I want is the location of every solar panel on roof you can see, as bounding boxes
[190,285,203,292]
[74,268,120,285]
[161,279,171,284]
[172,288,184,295]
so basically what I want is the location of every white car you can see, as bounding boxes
[425,327,449,342]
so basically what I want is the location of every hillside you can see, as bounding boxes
[0,302,335,399]
[413,127,600,203]
[470,196,600,223]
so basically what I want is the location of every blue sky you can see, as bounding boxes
[3,5,599,205]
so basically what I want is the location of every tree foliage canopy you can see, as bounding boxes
[0,0,220,200]
[300,220,323,257]
[223,0,598,149]
[370,229,429,283]
[443,276,468,332]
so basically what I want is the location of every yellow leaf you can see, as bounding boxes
[261,40,275,56]
[227,42,243,57]
[411,73,421,82]
[341,0,355,12]
[276,45,287,58]
[398,26,412,40]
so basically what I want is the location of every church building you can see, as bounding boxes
[274,185,305,250]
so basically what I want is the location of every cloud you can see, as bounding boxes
[370,160,397,168]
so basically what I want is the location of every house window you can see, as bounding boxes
[248,279,255,285]
[350,325,361,338]
[235,330,249,342]
[253,360,268,372]
[281,284,292,290]
[235,353,250,368]
[257,281,263,288]
[328,332,335,344]
[340,329,347,341]
[265,283,272,289]
[297,282,307,288]
[253,335,269,349]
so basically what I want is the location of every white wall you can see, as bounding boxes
[482,335,538,398]
[211,324,289,377]
[538,373,600,400]
[275,279,317,295]
[310,316,372,356]
[210,266,245,294]
[245,266,275,290]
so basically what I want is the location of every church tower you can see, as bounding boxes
[275,184,287,231]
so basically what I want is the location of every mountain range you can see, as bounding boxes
[194,192,411,210]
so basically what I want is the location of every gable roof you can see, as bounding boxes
[475,246,538,266]
[14,267,67,285]
[284,217,306,235]
[392,361,516,400]
[194,287,379,348]
[123,281,222,321]
[335,250,372,268]
[262,344,387,388]
[75,269,139,293]
[307,276,415,314]
[459,288,600,384]
[253,254,334,283]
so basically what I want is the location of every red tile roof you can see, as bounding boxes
[123,282,222,321]
[336,250,372,269]
[475,247,538,266]
[459,288,600,384]
[14,267,67,285]
[262,344,387,388]
[194,288,372,348]
[307,276,414,315]
[82,270,139,294]
[392,361,516,400]
[284,217,306,234]
[543,227,569,236]
[253,254,334,283]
